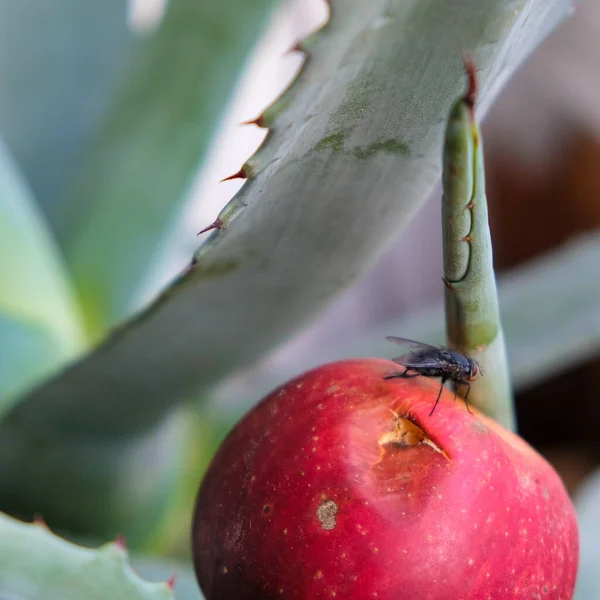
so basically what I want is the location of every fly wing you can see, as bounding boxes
[385,336,439,350]
[390,351,444,369]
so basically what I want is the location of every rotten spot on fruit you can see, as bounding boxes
[263,504,272,514]
[378,411,449,459]
[316,499,338,530]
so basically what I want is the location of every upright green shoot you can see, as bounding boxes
[441,59,515,432]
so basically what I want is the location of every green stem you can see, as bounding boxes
[441,59,515,432]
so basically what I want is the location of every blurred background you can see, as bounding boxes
[1,0,600,597]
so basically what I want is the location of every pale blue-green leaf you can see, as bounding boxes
[0,139,86,405]
[0,512,174,600]
[62,0,279,337]
[0,0,131,231]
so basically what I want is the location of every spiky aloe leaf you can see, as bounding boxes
[0,0,573,540]
[213,232,600,413]
[0,0,132,231]
[62,0,279,336]
[0,512,176,600]
[441,62,515,430]
[0,139,86,413]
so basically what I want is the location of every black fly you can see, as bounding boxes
[384,336,481,416]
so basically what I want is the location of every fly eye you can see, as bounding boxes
[470,362,481,380]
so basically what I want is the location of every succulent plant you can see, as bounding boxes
[0,0,593,597]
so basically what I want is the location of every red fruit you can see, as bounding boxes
[192,359,578,600]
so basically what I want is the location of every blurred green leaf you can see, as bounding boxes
[0,0,132,231]
[0,315,65,416]
[0,0,573,541]
[0,407,187,548]
[0,139,86,408]
[62,0,279,337]
[0,512,175,600]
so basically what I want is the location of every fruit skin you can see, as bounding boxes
[192,359,578,600]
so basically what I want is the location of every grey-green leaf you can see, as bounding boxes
[0,512,175,600]
[61,0,279,336]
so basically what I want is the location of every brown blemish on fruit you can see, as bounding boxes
[317,500,338,530]
[263,504,272,514]
[378,411,449,459]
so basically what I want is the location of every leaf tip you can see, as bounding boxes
[462,53,478,114]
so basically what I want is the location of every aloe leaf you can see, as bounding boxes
[0,139,86,409]
[441,63,515,430]
[0,0,573,538]
[62,0,279,337]
[0,0,132,231]
[213,232,600,413]
[0,512,176,600]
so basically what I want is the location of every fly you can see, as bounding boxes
[383,336,481,416]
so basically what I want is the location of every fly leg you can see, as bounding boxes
[384,367,419,380]
[429,377,447,416]
[456,380,473,414]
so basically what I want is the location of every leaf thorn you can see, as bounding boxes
[220,168,247,183]
[442,276,454,291]
[197,218,224,236]
[285,40,305,55]
[33,514,48,528]
[241,115,266,128]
